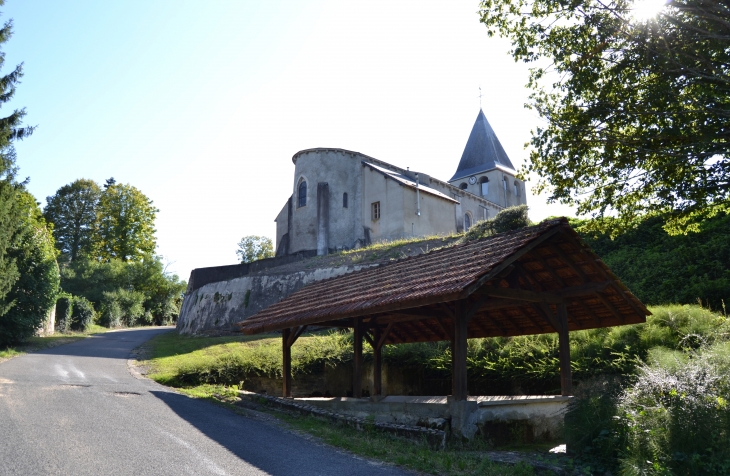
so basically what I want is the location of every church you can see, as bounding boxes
[274,109,527,257]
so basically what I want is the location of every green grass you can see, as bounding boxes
[0,324,109,361]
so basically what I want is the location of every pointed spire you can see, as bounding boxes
[449,109,515,182]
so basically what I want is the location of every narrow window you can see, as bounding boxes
[371,201,380,221]
[503,177,508,192]
[343,192,348,208]
[459,182,468,190]
[514,181,520,197]
[297,179,307,208]
[480,176,489,196]
[464,213,472,232]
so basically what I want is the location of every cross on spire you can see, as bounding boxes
[478,86,483,109]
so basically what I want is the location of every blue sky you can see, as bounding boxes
[4,0,573,280]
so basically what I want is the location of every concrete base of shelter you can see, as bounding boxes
[294,394,571,442]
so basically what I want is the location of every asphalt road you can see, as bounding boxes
[0,328,409,476]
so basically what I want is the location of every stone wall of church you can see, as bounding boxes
[288,149,366,254]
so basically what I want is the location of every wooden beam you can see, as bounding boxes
[475,313,509,337]
[490,309,526,334]
[533,303,561,332]
[373,326,382,396]
[390,327,408,344]
[574,299,602,326]
[353,318,363,398]
[377,323,394,349]
[363,331,375,349]
[595,292,625,324]
[479,286,564,304]
[576,249,649,317]
[421,319,448,340]
[556,281,611,298]
[452,301,468,401]
[546,243,590,283]
[462,226,564,297]
[401,320,429,342]
[287,325,308,347]
[513,306,548,332]
[557,303,573,396]
[514,262,544,292]
[527,251,567,287]
[282,328,292,398]
[435,317,454,340]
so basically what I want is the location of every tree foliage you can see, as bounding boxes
[479,0,730,235]
[236,235,274,263]
[573,213,730,309]
[60,255,185,327]
[43,179,101,262]
[0,191,59,346]
[0,11,34,319]
[95,182,158,262]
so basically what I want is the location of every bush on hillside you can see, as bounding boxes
[462,205,531,242]
[70,296,95,331]
[618,343,730,475]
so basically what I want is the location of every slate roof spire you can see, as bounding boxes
[449,109,516,182]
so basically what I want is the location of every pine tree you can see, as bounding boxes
[0,11,35,319]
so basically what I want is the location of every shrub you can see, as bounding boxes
[100,288,145,327]
[55,295,74,333]
[70,296,95,331]
[461,205,530,242]
[100,299,122,328]
[617,344,730,475]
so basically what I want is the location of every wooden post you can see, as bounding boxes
[353,318,363,398]
[282,328,292,398]
[373,327,382,396]
[557,303,573,396]
[452,302,468,401]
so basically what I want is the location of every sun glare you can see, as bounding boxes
[631,0,668,21]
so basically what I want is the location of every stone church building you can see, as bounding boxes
[275,109,527,256]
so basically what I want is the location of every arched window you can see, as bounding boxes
[297,179,307,208]
[503,177,508,192]
[479,176,489,196]
[464,213,472,232]
[343,192,348,208]
[514,181,520,197]
[459,182,468,190]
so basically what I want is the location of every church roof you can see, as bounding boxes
[362,162,458,204]
[450,109,516,182]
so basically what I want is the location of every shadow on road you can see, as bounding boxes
[148,390,401,476]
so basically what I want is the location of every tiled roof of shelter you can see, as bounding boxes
[237,218,649,341]
[450,109,516,182]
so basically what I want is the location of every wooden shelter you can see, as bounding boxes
[236,218,649,400]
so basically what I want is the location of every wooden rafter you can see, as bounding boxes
[595,292,625,324]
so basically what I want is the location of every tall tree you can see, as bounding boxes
[94,182,157,262]
[0,9,34,319]
[43,179,101,262]
[236,235,274,263]
[479,0,730,235]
